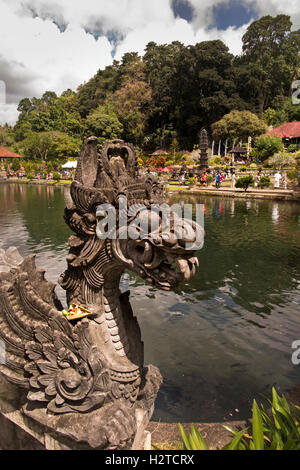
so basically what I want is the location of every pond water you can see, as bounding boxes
[1,182,300,423]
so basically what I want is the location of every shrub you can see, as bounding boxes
[252,136,284,160]
[179,388,300,450]
[250,163,257,169]
[188,178,195,185]
[263,160,271,168]
[206,175,213,184]
[46,162,53,173]
[27,173,34,180]
[287,144,299,153]
[235,175,254,191]
[258,176,271,188]
[287,169,300,181]
[211,156,223,165]
[240,166,247,172]
[11,159,21,172]
[53,172,61,182]
[268,152,295,169]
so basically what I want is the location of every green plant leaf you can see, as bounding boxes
[188,433,198,451]
[179,424,192,451]
[190,424,209,450]
[223,428,249,450]
[223,425,241,436]
[252,400,265,450]
[249,440,255,450]
[274,430,284,450]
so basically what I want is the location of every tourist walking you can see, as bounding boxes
[216,172,221,189]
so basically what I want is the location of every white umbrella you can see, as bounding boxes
[62,161,77,169]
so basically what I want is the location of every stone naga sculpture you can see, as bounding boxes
[0,138,204,449]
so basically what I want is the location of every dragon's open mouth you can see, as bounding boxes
[142,255,199,290]
[112,237,200,291]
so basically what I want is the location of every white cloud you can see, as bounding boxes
[0,104,20,126]
[0,0,113,124]
[11,0,175,35]
[188,0,226,29]
[253,0,300,28]
[114,18,248,60]
[0,0,298,125]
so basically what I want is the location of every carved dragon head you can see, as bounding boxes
[59,137,204,307]
[111,207,201,291]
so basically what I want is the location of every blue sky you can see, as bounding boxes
[0,0,298,125]
[211,0,259,30]
[172,0,194,23]
[171,0,259,29]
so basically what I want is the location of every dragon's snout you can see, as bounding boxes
[113,208,204,290]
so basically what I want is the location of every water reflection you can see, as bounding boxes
[1,183,300,423]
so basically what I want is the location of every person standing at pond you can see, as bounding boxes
[216,171,221,189]
[232,171,236,188]
[283,171,287,190]
[274,171,282,189]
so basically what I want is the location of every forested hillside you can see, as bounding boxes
[1,14,300,160]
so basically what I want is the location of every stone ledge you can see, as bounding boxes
[168,187,300,201]
[0,375,151,450]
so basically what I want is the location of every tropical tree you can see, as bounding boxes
[234,15,300,113]
[0,125,14,147]
[172,40,244,148]
[22,132,54,161]
[108,55,152,145]
[212,110,267,142]
[21,131,80,161]
[143,41,183,133]
[85,105,123,143]
[77,64,119,118]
